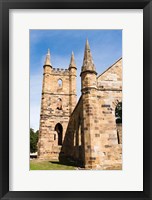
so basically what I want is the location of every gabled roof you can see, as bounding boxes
[97,57,122,80]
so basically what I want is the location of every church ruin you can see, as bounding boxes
[38,40,122,169]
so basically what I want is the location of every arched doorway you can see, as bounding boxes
[55,123,63,145]
[115,102,122,144]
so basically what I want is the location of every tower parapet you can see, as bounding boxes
[51,68,69,75]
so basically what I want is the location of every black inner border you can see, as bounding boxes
[0,0,151,199]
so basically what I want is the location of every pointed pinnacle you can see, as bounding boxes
[83,39,92,64]
[44,48,51,66]
[47,48,50,55]
[82,39,96,72]
[69,51,76,68]
[85,38,90,50]
[71,51,74,62]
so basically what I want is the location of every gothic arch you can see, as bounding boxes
[58,79,62,87]
[54,123,63,145]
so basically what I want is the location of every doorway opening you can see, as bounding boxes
[55,123,63,145]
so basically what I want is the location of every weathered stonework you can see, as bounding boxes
[38,50,77,160]
[38,40,122,169]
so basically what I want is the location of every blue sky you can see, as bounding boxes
[30,30,122,131]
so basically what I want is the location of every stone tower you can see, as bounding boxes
[38,49,77,159]
[80,39,99,168]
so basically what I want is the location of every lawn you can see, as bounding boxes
[30,159,77,170]
[30,159,121,170]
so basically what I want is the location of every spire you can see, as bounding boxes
[44,48,52,66]
[69,51,76,69]
[85,38,90,50]
[81,39,96,74]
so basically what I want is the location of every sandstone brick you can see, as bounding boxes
[38,42,122,170]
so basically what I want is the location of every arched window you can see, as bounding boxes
[115,102,122,144]
[54,123,63,145]
[57,98,62,110]
[58,79,62,87]
[115,102,122,124]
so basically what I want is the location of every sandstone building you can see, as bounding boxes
[38,40,122,169]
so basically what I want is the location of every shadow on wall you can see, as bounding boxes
[58,100,122,168]
[59,98,85,168]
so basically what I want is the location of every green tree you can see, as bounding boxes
[115,102,122,123]
[30,128,39,153]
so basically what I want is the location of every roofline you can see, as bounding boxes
[97,57,122,79]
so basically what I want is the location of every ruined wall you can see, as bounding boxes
[60,58,122,169]
[95,58,122,168]
[59,97,85,166]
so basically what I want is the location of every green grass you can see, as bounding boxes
[30,159,76,170]
[30,159,122,170]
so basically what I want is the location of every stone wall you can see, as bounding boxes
[38,64,77,160]
[59,58,122,169]
[59,96,85,166]
[38,47,122,169]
